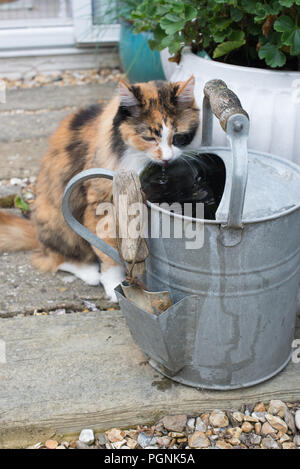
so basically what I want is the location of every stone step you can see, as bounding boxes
[0,309,299,448]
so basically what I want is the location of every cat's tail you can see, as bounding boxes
[0,211,39,252]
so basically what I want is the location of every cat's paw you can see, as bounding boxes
[79,264,102,286]
[58,262,102,286]
[100,265,125,302]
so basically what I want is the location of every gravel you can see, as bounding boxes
[2,68,123,91]
[27,400,300,450]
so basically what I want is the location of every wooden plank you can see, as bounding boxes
[113,170,149,277]
[0,312,299,448]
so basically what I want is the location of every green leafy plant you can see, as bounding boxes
[130,0,300,69]
[14,195,29,214]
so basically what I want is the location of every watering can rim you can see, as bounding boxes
[147,145,300,226]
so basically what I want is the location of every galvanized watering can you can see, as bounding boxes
[62,80,300,390]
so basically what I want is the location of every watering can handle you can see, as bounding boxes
[62,168,122,265]
[202,79,249,233]
[203,79,249,134]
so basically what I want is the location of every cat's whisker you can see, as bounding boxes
[179,154,197,176]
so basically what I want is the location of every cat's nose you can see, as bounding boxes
[162,146,173,162]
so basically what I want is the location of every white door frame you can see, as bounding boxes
[72,0,120,44]
[0,0,120,57]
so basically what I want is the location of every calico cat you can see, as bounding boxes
[0,76,200,301]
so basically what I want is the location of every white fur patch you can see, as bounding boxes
[100,265,125,302]
[58,261,125,302]
[159,123,182,162]
[120,147,150,174]
[58,262,102,286]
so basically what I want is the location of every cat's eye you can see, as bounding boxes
[142,136,156,142]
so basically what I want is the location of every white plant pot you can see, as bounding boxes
[161,48,300,165]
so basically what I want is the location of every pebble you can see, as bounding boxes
[209,410,229,428]
[254,402,266,413]
[255,422,261,435]
[261,422,276,435]
[195,417,207,432]
[284,410,296,434]
[79,429,94,445]
[293,434,300,446]
[76,441,90,449]
[127,438,138,449]
[3,68,123,91]
[113,439,127,449]
[162,414,187,432]
[28,400,300,450]
[10,177,22,186]
[279,434,291,443]
[261,436,280,449]
[248,433,261,445]
[265,414,288,433]
[282,442,296,449]
[268,400,288,416]
[226,427,242,439]
[241,422,253,433]
[45,440,58,449]
[97,433,107,446]
[186,418,195,432]
[106,428,126,443]
[252,411,266,422]
[188,431,210,448]
[295,410,300,431]
[215,439,232,449]
[168,432,184,438]
[137,432,153,448]
[60,441,69,448]
[243,415,259,423]
[232,411,244,423]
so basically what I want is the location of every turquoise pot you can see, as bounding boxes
[119,22,165,83]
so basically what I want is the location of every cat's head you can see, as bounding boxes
[114,77,199,165]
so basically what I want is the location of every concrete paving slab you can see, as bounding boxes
[1,109,73,143]
[0,83,117,178]
[0,49,120,79]
[0,251,113,317]
[0,311,299,448]
[1,83,116,112]
[0,138,49,179]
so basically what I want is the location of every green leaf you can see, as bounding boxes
[258,43,286,67]
[172,4,185,14]
[241,0,258,14]
[230,7,243,22]
[291,28,300,55]
[282,29,296,45]
[160,17,185,35]
[255,2,282,22]
[213,36,246,58]
[185,6,198,21]
[213,29,232,43]
[213,17,232,31]
[274,15,295,32]
[229,30,245,41]
[278,0,294,6]
[168,40,182,55]
[14,195,29,214]
[164,13,182,23]
[156,5,170,15]
[248,22,261,35]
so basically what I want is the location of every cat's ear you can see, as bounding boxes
[176,76,195,108]
[118,80,139,107]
